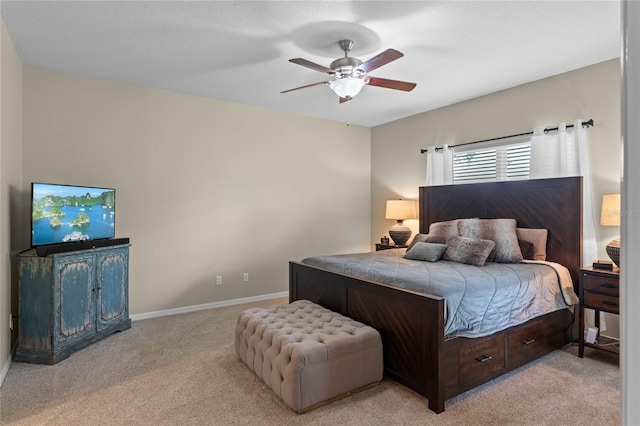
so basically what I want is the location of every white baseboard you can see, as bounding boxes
[130,291,289,322]
[1,354,12,388]
[599,333,620,341]
[0,292,288,388]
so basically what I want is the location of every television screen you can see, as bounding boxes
[31,182,116,247]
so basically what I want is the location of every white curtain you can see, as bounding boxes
[425,144,453,186]
[530,119,597,266]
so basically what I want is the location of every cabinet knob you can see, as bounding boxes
[522,338,536,345]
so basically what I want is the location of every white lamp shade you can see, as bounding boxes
[385,199,416,220]
[329,77,365,98]
[600,193,621,226]
[600,193,621,267]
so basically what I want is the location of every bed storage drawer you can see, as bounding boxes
[458,335,505,385]
[508,319,545,366]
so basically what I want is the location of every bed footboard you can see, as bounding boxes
[289,261,447,413]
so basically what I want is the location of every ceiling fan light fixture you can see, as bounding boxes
[329,77,365,99]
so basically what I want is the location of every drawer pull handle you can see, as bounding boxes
[475,355,492,363]
[522,338,536,345]
[602,301,618,306]
[600,284,617,289]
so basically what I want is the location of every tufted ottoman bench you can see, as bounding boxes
[235,299,383,413]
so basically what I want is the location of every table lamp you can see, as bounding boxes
[385,199,416,246]
[600,193,621,267]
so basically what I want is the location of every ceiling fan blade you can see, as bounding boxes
[289,58,335,74]
[358,49,404,73]
[366,76,416,92]
[280,81,329,94]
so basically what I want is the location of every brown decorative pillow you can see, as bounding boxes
[407,233,448,250]
[403,242,448,262]
[516,228,548,261]
[457,218,523,264]
[518,239,535,260]
[428,220,460,238]
[443,236,495,267]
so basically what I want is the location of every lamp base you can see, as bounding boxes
[606,238,620,268]
[389,222,412,246]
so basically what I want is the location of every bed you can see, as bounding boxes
[289,177,582,413]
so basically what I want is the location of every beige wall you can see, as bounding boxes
[1,19,23,381]
[3,53,622,375]
[22,66,371,314]
[372,59,621,336]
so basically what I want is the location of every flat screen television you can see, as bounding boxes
[31,182,116,248]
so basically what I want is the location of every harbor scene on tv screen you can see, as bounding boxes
[31,183,115,246]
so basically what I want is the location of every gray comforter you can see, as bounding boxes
[301,249,578,339]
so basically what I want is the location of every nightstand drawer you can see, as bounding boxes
[582,273,619,296]
[584,292,620,313]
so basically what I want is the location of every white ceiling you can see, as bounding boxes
[1,1,621,127]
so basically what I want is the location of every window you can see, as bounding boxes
[452,134,532,183]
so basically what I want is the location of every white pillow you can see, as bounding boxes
[516,228,548,261]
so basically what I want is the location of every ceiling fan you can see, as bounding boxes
[281,39,417,103]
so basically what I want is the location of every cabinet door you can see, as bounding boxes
[96,247,129,331]
[54,254,96,348]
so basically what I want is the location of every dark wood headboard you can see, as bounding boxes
[419,177,583,287]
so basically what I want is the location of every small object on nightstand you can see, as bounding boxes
[381,236,389,245]
[592,259,614,270]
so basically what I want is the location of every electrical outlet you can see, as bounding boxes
[243,273,249,282]
[9,313,13,330]
[216,276,222,286]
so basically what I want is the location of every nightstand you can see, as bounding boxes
[578,266,620,358]
[375,243,408,251]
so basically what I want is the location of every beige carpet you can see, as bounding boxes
[0,297,620,425]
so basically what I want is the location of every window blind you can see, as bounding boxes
[452,134,532,183]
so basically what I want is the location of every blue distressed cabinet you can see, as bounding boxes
[16,244,131,364]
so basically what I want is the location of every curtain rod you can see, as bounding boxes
[420,118,594,154]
